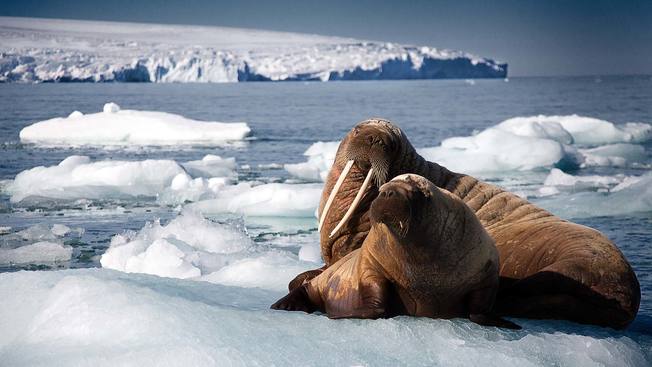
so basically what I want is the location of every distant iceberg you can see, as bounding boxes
[19,102,251,146]
[0,17,507,83]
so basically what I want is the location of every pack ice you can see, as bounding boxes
[19,103,251,146]
[0,16,507,83]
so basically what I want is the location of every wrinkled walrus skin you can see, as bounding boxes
[289,119,640,329]
[274,174,520,329]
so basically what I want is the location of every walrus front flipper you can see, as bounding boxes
[271,285,317,314]
[288,267,325,291]
[469,313,521,330]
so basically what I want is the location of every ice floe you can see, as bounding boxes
[535,172,652,218]
[284,141,339,182]
[19,103,251,146]
[5,154,240,205]
[0,269,649,366]
[0,223,82,265]
[5,155,187,203]
[0,241,72,265]
[496,115,652,146]
[188,182,322,217]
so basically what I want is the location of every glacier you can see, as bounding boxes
[0,16,507,83]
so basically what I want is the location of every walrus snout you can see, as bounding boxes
[370,184,412,238]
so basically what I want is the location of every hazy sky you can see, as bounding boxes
[2,0,651,76]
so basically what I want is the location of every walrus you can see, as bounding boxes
[290,118,640,329]
[274,174,520,329]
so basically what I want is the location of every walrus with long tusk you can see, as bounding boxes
[274,174,520,329]
[290,118,640,329]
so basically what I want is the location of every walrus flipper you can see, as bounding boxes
[271,285,317,314]
[467,285,522,330]
[326,279,389,319]
[288,267,325,291]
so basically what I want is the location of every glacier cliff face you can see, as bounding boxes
[0,17,507,83]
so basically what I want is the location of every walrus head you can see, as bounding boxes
[369,174,433,240]
[319,119,405,238]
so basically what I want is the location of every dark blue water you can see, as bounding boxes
[0,76,651,333]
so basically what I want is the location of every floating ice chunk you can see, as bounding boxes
[5,156,186,203]
[189,182,323,217]
[1,223,81,244]
[181,154,237,178]
[419,128,582,173]
[50,224,71,237]
[543,168,621,188]
[536,172,652,218]
[0,269,649,366]
[285,141,339,182]
[102,102,120,113]
[497,115,652,146]
[580,144,648,167]
[67,110,83,118]
[158,173,231,204]
[0,241,72,265]
[19,104,251,146]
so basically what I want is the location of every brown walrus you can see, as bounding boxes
[274,174,520,329]
[290,119,640,329]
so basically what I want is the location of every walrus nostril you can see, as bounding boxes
[386,190,394,197]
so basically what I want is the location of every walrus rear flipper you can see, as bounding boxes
[271,285,317,314]
[288,267,325,291]
[469,313,521,330]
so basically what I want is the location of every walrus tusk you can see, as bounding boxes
[318,159,354,232]
[329,167,374,238]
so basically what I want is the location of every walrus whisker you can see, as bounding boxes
[329,167,374,238]
[318,159,354,232]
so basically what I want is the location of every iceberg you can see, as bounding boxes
[0,16,507,83]
[0,269,649,366]
[19,103,251,146]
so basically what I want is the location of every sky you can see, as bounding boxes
[1,0,651,76]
